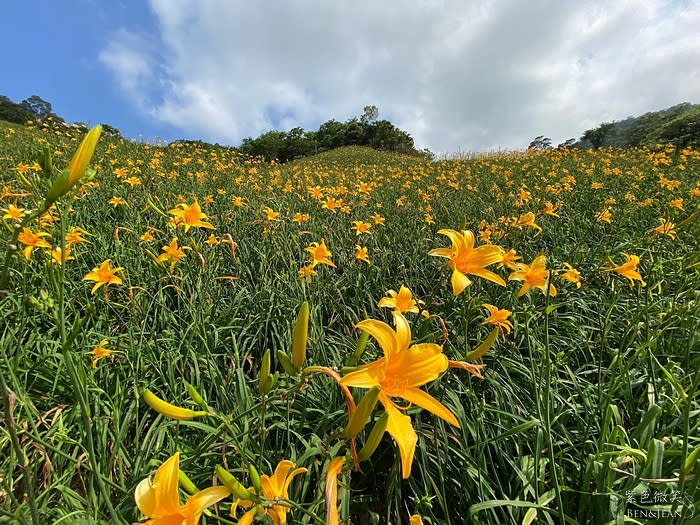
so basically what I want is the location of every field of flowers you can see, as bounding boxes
[0,119,698,524]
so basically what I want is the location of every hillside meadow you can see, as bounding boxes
[0,119,698,524]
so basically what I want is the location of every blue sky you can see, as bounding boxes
[0,1,172,141]
[2,1,699,152]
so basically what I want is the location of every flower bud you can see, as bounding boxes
[291,301,309,369]
[342,386,380,438]
[142,389,207,420]
[358,412,388,462]
[215,465,253,501]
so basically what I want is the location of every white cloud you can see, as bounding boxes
[100,0,700,153]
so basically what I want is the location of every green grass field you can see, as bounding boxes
[1,120,698,524]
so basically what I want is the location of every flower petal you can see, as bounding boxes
[401,387,459,427]
[184,486,230,525]
[451,268,471,296]
[379,393,417,479]
[356,319,398,359]
[385,344,447,388]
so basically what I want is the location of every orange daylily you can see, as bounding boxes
[168,200,214,232]
[83,260,123,293]
[233,460,307,525]
[429,229,505,295]
[135,452,229,525]
[305,239,335,268]
[508,255,557,297]
[603,253,646,287]
[341,312,458,478]
[17,228,51,260]
[378,285,423,314]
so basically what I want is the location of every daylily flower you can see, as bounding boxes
[233,460,307,525]
[508,254,557,297]
[135,452,229,525]
[169,200,214,232]
[514,211,542,232]
[482,304,513,335]
[305,239,335,268]
[602,253,646,287]
[650,218,676,239]
[91,339,113,368]
[378,285,422,314]
[561,263,582,288]
[109,196,125,207]
[341,312,458,478]
[66,227,89,245]
[498,248,521,270]
[352,221,372,235]
[325,457,345,525]
[596,209,612,223]
[299,264,316,282]
[17,228,51,260]
[355,245,370,264]
[83,260,123,293]
[2,204,25,220]
[51,247,75,265]
[429,229,505,296]
[158,238,188,270]
[263,207,281,221]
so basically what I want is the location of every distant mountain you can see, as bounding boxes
[579,102,700,150]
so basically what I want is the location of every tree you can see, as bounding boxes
[21,95,52,120]
[360,105,379,124]
[528,136,552,151]
[0,96,33,124]
[581,122,615,150]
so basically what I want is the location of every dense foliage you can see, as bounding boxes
[0,118,699,524]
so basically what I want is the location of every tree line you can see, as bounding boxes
[529,102,700,151]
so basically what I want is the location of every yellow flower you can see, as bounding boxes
[292,212,309,225]
[591,182,603,189]
[514,211,542,232]
[169,200,215,232]
[325,457,345,525]
[669,198,684,211]
[341,312,458,478]
[352,220,372,235]
[543,201,560,217]
[233,460,307,525]
[650,218,676,239]
[66,227,89,245]
[371,213,385,225]
[425,213,435,225]
[2,204,25,220]
[305,239,335,268]
[429,229,505,296]
[109,196,124,207]
[205,234,218,246]
[83,260,123,293]
[378,285,422,314]
[91,340,113,368]
[51,247,75,265]
[124,176,141,186]
[355,245,370,264]
[602,253,646,287]
[561,263,582,288]
[299,264,317,282]
[140,230,155,242]
[135,452,229,525]
[498,248,521,270]
[482,304,513,335]
[263,207,280,221]
[596,209,612,223]
[158,238,187,270]
[17,228,51,260]
[410,516,424,525]
[508,255,557,297]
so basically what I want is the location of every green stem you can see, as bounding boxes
[55,204,122,524]
[0,374,39,524]
[543,270,565,522]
